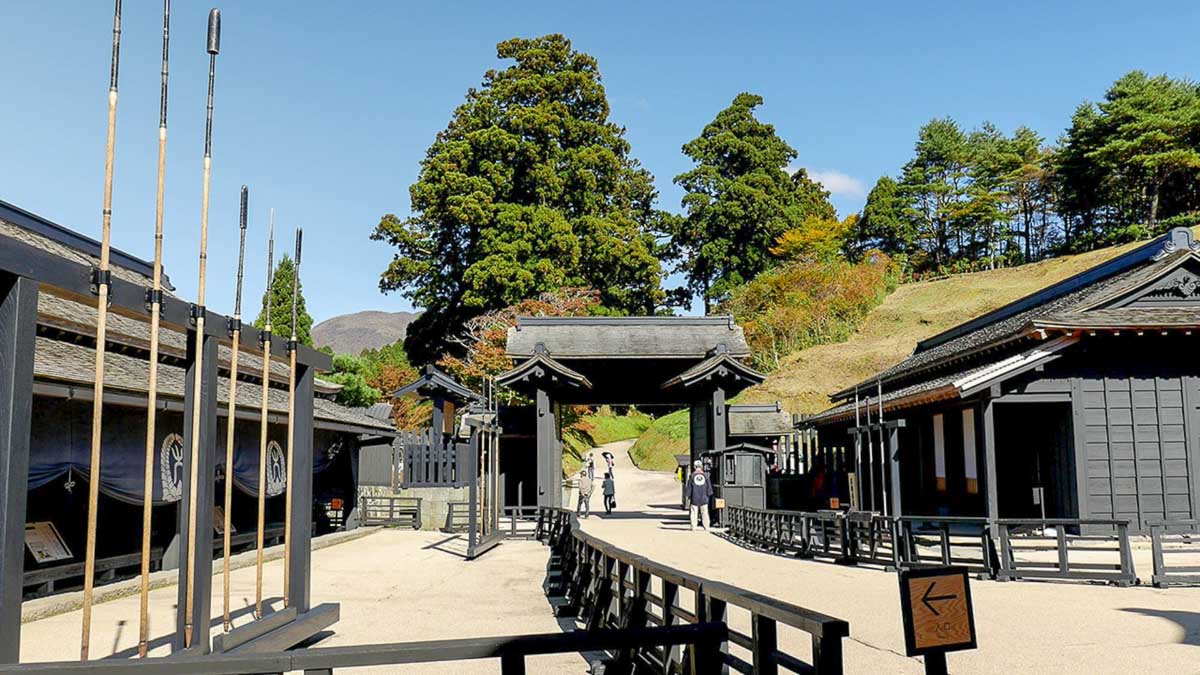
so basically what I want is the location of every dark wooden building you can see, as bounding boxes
[0,201,395,596]
[805,227,1200,532]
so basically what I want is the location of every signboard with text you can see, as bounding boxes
[898,566,977,657]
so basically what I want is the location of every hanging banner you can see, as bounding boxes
[27,399,344,504]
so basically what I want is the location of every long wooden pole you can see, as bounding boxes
[183,9,221,648]
[137,0,170,658]
[222,185,249,631]
[254,210,274,619]
[80,0,122,660]
[283,228,302,606]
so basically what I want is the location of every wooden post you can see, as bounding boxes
[888,424,903,520]
[752,614,779,675]
[536,388,558,507]
[0,274,36,664]
[287,361,315,613]
[174,330,218,653]
[982,390,1000,537]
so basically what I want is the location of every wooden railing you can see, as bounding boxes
[1147,518,1200,587]
[896,516,995,576]
[995,518,1136,586]
[359,496,422,529]
[0,624,728,674]
[503,505,541,539]
[538,506,850,674]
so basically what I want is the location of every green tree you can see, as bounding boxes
[252,255,312,346]
[670,93,834,311]
[899,118,971,268]
[371,34,668,364]
[322,353,383,408]
[1088,71,1200,229]
[848,176,913,259]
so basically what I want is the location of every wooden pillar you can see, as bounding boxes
[982,389,1000,536]
[0,274,36,663]
[887,424,903,519]
[430,395,445,449]
[287,361,315,612]
[536,388,559,507]
[711,386,727,454]
[175,329,219,653]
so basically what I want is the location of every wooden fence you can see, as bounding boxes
[1148,518,1200,587]
[537,506,850,674]
[398,429,470,487]
[359,496,422,529]
[724,505,1144,586]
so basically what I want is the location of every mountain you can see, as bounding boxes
[312,310,419,355]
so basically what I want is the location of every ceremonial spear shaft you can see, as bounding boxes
[255,211,274,618]
[284,228,302,605]
[80,0,122,660]
[222,185,248,631]
[138,0,171,657]
[183,9,221,648]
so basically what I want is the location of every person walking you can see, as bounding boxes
[576,469,593,519]
[685,460,713,531]
[602,472,616,514]
[602,450,615,478]
[586,453,596,480]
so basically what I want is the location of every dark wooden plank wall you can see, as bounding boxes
[1078,373,1197,529]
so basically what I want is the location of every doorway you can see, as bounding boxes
[994,402,1078,519]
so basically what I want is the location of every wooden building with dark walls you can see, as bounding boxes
[805,227,1200,533]
[0,201,386,658]
[496,317,764,507]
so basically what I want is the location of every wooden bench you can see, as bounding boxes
[23,548,164,598]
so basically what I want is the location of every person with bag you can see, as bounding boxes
[576,469,594,518]
[602,472,616,514]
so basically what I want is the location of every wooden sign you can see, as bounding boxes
[828,497,840,510]
[898,566,976,657]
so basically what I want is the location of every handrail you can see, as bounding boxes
[0,624,727,674]
[537,506,849,673]
[1146,518,1200,588]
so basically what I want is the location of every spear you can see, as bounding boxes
[284,228,302,606]
[137,0,170,658]
[183,8,220,649]
[80,0,122,660]
[222,185,248,631]
[255,210,274,619]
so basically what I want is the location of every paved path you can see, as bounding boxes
[19,529,585,673]
[577,440,1200,674]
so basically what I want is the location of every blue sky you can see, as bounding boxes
[3,1,1199,322]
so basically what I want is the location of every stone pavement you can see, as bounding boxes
[576,440,1200,674]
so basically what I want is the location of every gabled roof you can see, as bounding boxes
[660,351,765,390]
[832,228,1200,402]
[393,364,480,403]
[495,350,593,393]
[506,316,751,359]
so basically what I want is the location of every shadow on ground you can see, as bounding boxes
[1119,608,1200,646]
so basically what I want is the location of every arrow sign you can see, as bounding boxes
[898,566,977,657]
[920,581,956,616]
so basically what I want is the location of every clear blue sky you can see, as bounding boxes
[3,1,1198,322]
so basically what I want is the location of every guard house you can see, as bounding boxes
[704,442,772,510]
[805,227,1200,532]
[0,200,396,599]
[496,316,764,507]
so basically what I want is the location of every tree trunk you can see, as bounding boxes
[1148,181,1160,229]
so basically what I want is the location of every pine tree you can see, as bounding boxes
[253,255,313,346]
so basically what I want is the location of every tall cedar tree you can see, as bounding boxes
[252,255,313,346]
[848,176,914,260]
[372,35,668,364]
[671,93,834,312]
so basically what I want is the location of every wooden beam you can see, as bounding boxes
[0,274,36,663]
[982,390,1000,537]
[174,331,219,653]
[287,361,315,612]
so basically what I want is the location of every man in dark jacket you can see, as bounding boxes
[685,460,713,531]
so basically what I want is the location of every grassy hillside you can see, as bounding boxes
[629,236,1167,469]
[562,408,654,474]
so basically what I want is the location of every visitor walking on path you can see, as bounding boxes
[685,460,713,531]
[602,450,615,477]
[576,469,594,518]
[602,472,616,514]
[586,453,596,480]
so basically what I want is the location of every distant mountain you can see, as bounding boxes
[312,310,419,355]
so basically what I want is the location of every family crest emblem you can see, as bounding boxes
[159,433,184,502]
[266,440,286,496]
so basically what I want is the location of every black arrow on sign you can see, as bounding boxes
[921,581,956,616]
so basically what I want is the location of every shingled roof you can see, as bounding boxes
[506,316,751,359]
